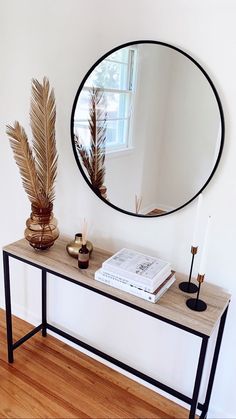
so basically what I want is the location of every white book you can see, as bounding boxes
[102,248,171,288]
[95,269,176,303]
[100,265,172,293]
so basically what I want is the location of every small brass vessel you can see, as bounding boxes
[66,233,93,258]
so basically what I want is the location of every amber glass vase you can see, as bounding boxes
[25,203,59,250]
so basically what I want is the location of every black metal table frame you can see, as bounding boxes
[3,250,229,419]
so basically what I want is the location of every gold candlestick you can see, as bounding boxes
[186,273,207,311]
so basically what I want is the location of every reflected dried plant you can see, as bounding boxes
[135,194,143,214]
[74,87,107,195]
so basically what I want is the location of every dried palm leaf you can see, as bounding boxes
[6,122,47,207]
[75,87,106,194]
[30,77,57,202]
[89,88,106,190]
[74,135,93,180]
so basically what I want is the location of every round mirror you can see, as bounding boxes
[71,41,224,217]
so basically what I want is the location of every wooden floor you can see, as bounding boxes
[0,309,189,418]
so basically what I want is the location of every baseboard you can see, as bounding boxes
[6,302,41,326]
[207,406,235,419]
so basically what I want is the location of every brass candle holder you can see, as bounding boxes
[186,273,207,311]
[179,246,199,293]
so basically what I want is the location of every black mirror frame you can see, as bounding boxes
[70,40,225,218]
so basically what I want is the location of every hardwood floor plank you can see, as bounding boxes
[17,342,171,418]
[0,310,189,418]
[0,362,79,419]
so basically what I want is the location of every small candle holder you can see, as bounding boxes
[186,274,207,311]
[179,246,199,293]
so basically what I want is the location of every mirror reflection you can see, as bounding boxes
[72,42,223,216]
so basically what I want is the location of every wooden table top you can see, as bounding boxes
[3,236,231,338]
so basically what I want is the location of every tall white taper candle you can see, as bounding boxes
[198,216,211,275]
[192,194,203,247]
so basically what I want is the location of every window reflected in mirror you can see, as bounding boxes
[74,47,137,153]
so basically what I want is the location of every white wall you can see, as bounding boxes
[0,1,236,417]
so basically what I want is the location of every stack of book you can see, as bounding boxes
[95,248,175,303]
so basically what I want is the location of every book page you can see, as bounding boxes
[106,249,169,280]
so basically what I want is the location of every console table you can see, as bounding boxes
[3,237,231,419]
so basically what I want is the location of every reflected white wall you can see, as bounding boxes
[157,51,220,208]
[134,45,173,213]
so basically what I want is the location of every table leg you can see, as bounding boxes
[3,251,14,363]
[199,305,229,419]
[42,269,47,337]
[189,336,209,419]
